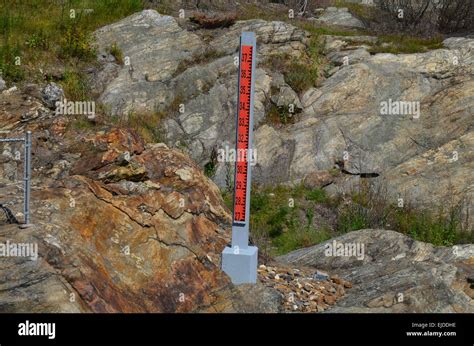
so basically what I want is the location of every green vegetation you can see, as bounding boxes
[204,161,217,178]
[111,93,183,144]
[266,103,295,125]
[259,22,338,126]
[334,0,377,23]
[298,18,442,55]
[263,32,323,95]
[264,24,329,96]
[335,182,473,246]
[204,149,218,178]
[0,0,143,84]
[369,35,444,54]
[122,111,166,143]
[223,184,332,256]
[222,179,473,257]
[337,197,471,247]
[284,60,317,94]
[68,115,96,131]
[62,69,90,100]
[297,21,361,37]
[108,42,124,65]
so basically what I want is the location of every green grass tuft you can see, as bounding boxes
[61,69,90,101]
[108,42,124,65]
[369,35,444,54]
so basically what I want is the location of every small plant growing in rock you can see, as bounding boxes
[263,33,322,94]
[204,148,218,178]
[267,104,295,125]
[123,111,166,144]
[108,42,124,65]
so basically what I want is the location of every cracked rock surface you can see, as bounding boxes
[279,229,474,313]
[0,121,276,312]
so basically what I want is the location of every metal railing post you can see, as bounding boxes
[0,132,33,228]
[23,131,32,226]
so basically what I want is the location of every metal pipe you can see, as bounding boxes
[0,138,24,143]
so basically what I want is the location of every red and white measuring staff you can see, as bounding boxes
[231,32,256,251]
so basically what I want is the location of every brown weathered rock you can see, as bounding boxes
[0,127,277,313]
[303,170,334,189]
[330,275,342,285]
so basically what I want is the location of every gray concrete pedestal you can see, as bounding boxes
[222,245,258,284]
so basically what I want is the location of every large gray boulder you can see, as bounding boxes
[278,229,474,313]
[313,7,365,29]
[94,10,204,115]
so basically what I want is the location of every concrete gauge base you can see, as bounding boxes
[222,245,258,284]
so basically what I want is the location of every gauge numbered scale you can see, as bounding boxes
[231,32,256,249]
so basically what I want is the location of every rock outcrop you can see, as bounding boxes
[1,8,472,314]
[92,10,308,186]
[0,121,278,312]
[312,7,365,29]
[279,229,474,313]
[295,36,474,212]
[92,10,473,217]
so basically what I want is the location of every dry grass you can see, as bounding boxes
[189,11,236,29]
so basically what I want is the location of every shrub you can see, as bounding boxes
[437,0,474,34]
[59,24,95,60]
[25,31,50,49]
[222,183,335,256]
[335,179,473,246]
[189,12,236,29]
[222,176,473,258]
[305,188,327,203]
[263,50,319,95]
[285,61,317,93]
[373,0,474,36]
[204,148,218,178]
